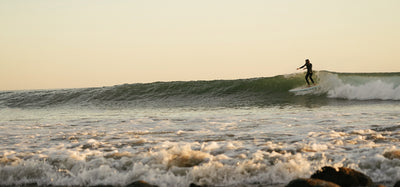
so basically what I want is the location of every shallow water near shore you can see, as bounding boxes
[1,72,400,186]
[1,104,399,186]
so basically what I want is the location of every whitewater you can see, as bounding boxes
[0,71,399,186]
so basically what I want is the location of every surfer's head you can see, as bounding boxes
[305,59,310,63]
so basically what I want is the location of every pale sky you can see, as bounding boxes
[1,0,399,90]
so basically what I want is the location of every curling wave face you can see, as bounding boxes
[0,71,399,108]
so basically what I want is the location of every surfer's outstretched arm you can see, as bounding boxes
[297,63,306,70]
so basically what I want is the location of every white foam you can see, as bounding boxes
[318,73,400,100]
[1,105,400,186]
[1,137,399,186]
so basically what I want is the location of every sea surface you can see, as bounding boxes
[0,71,399,186]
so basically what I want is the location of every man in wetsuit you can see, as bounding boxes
[297,59,315,86]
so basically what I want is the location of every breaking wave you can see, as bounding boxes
[1,71,399,108]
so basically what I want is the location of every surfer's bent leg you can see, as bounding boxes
[309,73,314,84]
[305,73,310,85]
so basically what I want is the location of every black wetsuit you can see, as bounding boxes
[299,63,314,85]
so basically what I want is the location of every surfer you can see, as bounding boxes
[297,59,315,86]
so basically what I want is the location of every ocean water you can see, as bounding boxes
[0,71,399,186]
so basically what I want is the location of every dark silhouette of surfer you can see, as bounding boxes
[297,59,315,86]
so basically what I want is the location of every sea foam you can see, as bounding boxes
[318,72,400,100]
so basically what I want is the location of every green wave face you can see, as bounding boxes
[1,71,399,108]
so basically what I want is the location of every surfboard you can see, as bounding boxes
[289,85,320,93]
